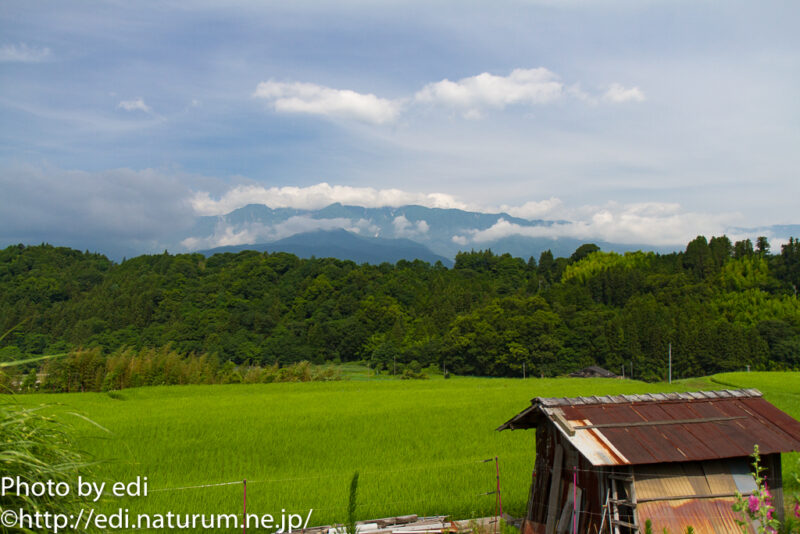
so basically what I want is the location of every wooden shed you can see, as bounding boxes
[498,389,800,533]
[568,366,618,379]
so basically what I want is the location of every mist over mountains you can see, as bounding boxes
[183,203,676,264]
[151,202,800,265]
[10,200,797,264]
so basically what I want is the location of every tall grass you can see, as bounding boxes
[29,347,342,393]
[345,472,359,534]
[0,399,98,532]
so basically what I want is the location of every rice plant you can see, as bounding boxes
[6,372,798,533]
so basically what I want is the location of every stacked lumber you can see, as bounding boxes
[301,514,514,534]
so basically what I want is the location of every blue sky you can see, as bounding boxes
[1,1,799,255]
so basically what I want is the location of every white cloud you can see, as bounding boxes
[118,98,152,113]
[500,197,564,219]
[415,68,564,115]
[180,215,378,250]
[0,43,51,62]
[191,185,734,248]
[190,183,471,215]
[603,83,645,103]
[253,80,401,124]
[452,203,736,247]
[392,215,429,238]
[189,183,744,249]
[252,69,645,125]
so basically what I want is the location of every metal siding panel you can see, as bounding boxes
[634,464,693,500]
[637,498,755,534]
[680,462,711,496]
[730,458,758,494]
[634,459,744,502]
[701,460,738,495]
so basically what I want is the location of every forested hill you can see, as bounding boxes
[1,236,799,380]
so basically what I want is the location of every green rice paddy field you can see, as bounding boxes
[10,372,800,530]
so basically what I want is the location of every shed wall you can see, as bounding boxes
[525,425,606,533]
[523,423,784,533]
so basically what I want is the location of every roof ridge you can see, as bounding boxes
[533,388,762,406]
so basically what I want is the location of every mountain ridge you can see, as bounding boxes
[159,203,800,264]
[184,202,670,261]
[198,228,454,266]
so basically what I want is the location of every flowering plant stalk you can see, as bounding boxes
[733,445,781,534]
[794,457,800,524]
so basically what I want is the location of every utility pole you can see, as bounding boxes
[523,362,526,379]
[668,343,672,384]
[621,364,624,379]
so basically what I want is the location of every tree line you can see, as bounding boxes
[1,235,798,384]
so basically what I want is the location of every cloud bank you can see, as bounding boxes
[1,166,757,257]
[190,183,471,215]
[0,165,195,257]
[253,68,644,123]
[500,198,564,219]
[181,216,379,250]
[190,183,742,248]
[452,202,737,247]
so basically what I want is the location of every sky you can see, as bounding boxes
[1,1,799,256]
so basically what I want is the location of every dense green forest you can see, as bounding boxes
[1,235,799,383]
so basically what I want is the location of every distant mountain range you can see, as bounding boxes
[167,203,800,265]
[180,203,673,264]
[199,228,454,266]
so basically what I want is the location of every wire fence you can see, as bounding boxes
[73,456,768,533]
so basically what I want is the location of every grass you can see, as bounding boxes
[0,352,67,367]
[0,400,100,523]
[8,373,799,532]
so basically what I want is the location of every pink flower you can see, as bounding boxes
[748,494,760,513]
[794,500,800,518]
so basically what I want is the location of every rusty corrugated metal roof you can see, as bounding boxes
[498,389,800,466]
